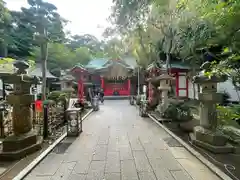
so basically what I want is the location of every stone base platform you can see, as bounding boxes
[190,133,234,154]
[0,131,42,161]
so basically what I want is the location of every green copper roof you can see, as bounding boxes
[147,62,191,70]
[85,57,137,70]
[85,58,109,69]
[162,63,191,70]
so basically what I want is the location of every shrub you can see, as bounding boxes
[47,91,67,103]
[217,105,240,127]
[163,102,193,122]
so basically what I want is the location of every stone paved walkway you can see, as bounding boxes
[24,100,221,180]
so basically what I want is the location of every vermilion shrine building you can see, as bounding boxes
[146,61,191,99]
[70,57,138,97]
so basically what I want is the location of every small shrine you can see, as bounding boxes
[146,59,190,99]
[29,63,57,96]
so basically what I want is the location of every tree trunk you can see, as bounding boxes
[41,42,48,101]
[0,41,8,57]
[166,39,172,74]
[137,26,149,64]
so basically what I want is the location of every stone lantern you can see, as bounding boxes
[157,70,174,115]
[190,62,233,153]
[60,74,75,91]
[0,61,41,160]
[60,73,76,101]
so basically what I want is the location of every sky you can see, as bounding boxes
[6,0,113,40]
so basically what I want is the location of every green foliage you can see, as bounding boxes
[109,0,240,88]
[217,105,240,128]
[47,91,67,102]
[31,43,93,69]
[74,47,91,65]
[163,102,193,122]
[22,0,66,43]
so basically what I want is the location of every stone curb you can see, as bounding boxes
[148,113,234,180]
[13,109,94,180]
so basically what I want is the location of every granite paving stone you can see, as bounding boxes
[105,151,121,173]
[129,137,144,151]
[97,129,110,145]
[67,173,86,180]
[92,144,108,161]
[132,151,152,172]
[138,171,157,180]
[72,157,92,174]
[23,101,221,180]
[28,154,64,176]
[85,160,106,180]
[149,156,182,171]
[51,161,76,180]
[154,169,176,180]
[120,160,139,180]
[119,145,134,160]
[170,170,193,180]
[104,172,121,180]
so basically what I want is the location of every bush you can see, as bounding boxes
[217,105,240,127]
[163,102,193,122]
[47,91,67,102]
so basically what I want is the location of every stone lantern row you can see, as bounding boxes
[148,62,233,153]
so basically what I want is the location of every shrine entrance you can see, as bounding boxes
[99,60,132,96]
[104,77,130,96]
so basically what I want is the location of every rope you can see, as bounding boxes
[187,135,239,180]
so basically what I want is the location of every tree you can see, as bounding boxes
[31,43,92,69]
[74,47,91,65]
[8,10,35,57]
[31,43,74,69]
[22,0,66,100]
[0,0,12,57]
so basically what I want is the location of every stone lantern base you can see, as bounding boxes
[190,126,234,153]
[0,131,42,161]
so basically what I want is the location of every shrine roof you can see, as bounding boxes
[147,62,191,71]
[162,62,191,70]
[29,63,57,79]
[85,58,109,69]
[85,56,137,70]
[70,63,87,72]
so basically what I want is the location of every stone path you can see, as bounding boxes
[24,100,221,180]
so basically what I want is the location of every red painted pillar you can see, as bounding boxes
[78,80,84,100]
[101,76,104,89]
[128,79,131,96]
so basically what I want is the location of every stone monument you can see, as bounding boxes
[0,61,41,160]
[190,62,234,153]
